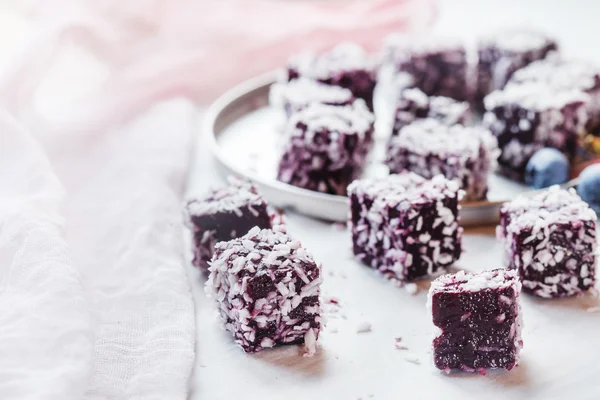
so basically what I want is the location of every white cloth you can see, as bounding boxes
[0,101,196,400]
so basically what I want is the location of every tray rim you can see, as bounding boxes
[203,72,578,226]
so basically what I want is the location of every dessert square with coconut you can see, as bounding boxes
[427,269,523,373]
[500,186,597,298]
[277,100,374,195]
[348,172,463,284]
[475,29,557,107]
[382,34,470,101]
[269,77,355,117]
[483,83,589,180]
[391,87,471,135]
[206,226,322,355]
[286,43,377,110]
[508,55,600,135]
[185,177,275,271]
[385,119,499,201]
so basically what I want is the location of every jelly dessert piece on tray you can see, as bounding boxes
[475,29,557,108]
[206,225,322,355]
[427,269,523,373]
[277,100,374,195]
[286,43,377,110]
[185,177,275,272]
[483,82,589,181]
[269,77,355,117]
[348,172,463,284]
[382,34,470,101]
[385,119,499,201]
[391,87,471,135]
[508,54,600,135]
[499,186,597,298]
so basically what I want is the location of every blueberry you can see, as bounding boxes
[578,163,600,214]
[524,148,569,189]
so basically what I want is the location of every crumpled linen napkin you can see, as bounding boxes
[0,1,432,398]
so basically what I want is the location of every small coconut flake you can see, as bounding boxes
[404,283,418,295]
[404,354,421,364]
[394,337,408,350]
[356,322,372,333]
[586,306,600,313]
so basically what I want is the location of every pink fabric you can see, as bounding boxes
[0,1,434,398]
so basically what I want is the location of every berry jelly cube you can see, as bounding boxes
[206,226,322,355]
[348,173,463,284]
[185,177,274,271]
[382,34,470,101]
[427,269,523,373]
[475,29,557,108]
[391,87,471,135]
[509,55,600,135]
[483,83,589,180]
[500,186,598,298]
[287,43,377,110]
[385,119,499,201]
[269,78,355,117]
[277,100,374,195]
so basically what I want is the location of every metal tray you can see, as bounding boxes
[204,72,572,226]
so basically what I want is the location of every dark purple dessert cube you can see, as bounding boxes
[385,119,499,201]
[348,173,463,284]
[185,177,274,271]
[483,83,589,180]
[500,186,597,298]
[269,78,355,117]
[509,55,600,135]
[382,34,470,101]
[391,87,471,135]
[475,29,557,108]
[287,43,377,110]
[427,269,523,373]
[277,100,374,195]
[206,226,322,354]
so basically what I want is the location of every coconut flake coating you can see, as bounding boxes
[385,119,499,201]
[277,100,374,195]
[500,186,598,298]
[508,54,600,135]
[185,177,274,271]
[475,29,557,107]
[269,78,355,117]
[483,83,589,180]
[391,88,471,135]
[287,43,377,110]
[348,172,463,283]
[382,34,470,101]
[427,269,523,373]
[206,226,322,354]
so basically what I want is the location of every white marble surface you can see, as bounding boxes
[188,1,600,398]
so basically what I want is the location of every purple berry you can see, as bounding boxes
[524,148,569,189]
[578,163,600,214]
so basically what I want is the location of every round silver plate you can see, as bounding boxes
[204,72,575,226]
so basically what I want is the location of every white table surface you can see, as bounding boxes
[188,1,600,399]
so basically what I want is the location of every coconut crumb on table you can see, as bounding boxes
[404,354,421,364]
[356,322,372,333]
